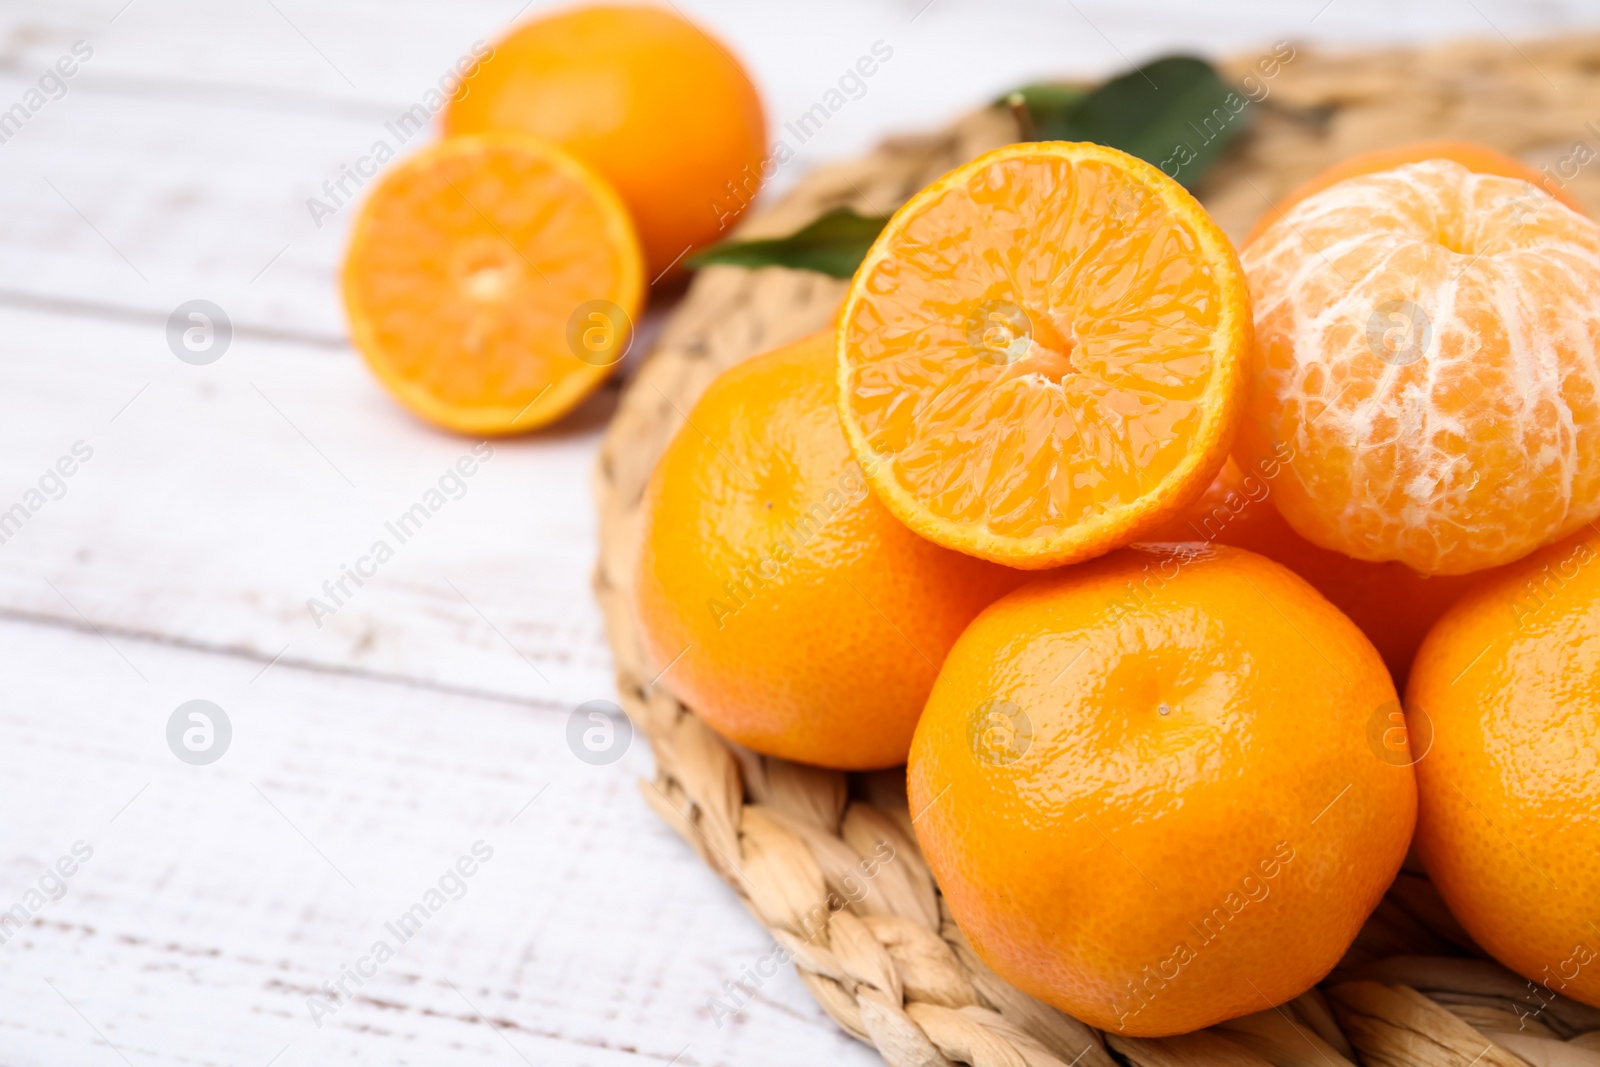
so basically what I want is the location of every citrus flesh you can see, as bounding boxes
[343,134,643,434]
[1240,158,1600,575]
[908,544,1414,1035]
[837,141,1250,569]
[634,331,1024,770]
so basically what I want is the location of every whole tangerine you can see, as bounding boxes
[1407,529,1600,1008]
[445,4,767,278]
[635,331,1023,770]
[908,544,1415,1035]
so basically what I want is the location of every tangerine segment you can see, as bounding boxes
[343,133,643,434]
[1242,140,1587,247]
[1240,159,1600,575]
[837,142,1251,569]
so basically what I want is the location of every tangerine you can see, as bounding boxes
[908,544,1414,1035]
[342,133,643,434]
[444,4,767,278]
[635,331,1023,769]
[1239,158,1600,574]
[1407,529,1600,1008]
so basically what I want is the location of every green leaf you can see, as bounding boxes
[1011,55,1251,189]
[687,56,1251,278]
[685,207,890,279]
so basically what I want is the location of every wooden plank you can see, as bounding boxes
[11,0,1594,108]
[0,301,615,706]
[0,616,880,1067]
[0,68,402,340]
[0,0,510,104]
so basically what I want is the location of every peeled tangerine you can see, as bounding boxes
[1240,159,1600,575]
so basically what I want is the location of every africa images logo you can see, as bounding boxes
[306,841,495,1027]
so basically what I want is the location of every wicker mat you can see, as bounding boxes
[593,34,1600,1067]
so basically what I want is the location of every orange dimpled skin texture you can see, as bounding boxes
[1145,457,1480,687]
[634,332,1024,770]
[908,545,1415,1036]
[343,134,643,434]
[1408,530,1600,1007]
[1241,159,1600,575]
[837,142,1251,570]
[444,4,767,277]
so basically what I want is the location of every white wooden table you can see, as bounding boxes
[0,1,1593,1064]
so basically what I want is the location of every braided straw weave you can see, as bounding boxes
[594,34,1600,1067]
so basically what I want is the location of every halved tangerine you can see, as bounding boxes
[836,142,1251,569]
[343,133,644,434]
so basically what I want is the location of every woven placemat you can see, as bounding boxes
[593,34,1600,1067]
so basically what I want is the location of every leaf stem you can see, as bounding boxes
[1006,92,1038,141]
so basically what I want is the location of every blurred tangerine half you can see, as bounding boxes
[343,133,644,434]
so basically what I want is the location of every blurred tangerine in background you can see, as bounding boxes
[347,4,767,434]
[445,4,768,279]
[342,133,644,434]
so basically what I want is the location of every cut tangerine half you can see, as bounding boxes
[836,142,1251,569]
[343,133,644,434]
